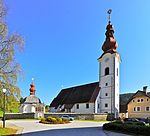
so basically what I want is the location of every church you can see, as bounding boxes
[20,80,45,118]
[50,10,121,118]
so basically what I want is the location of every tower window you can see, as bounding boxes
[105,103,108,107]
[105,93,108,96]
[105,67,109,75]
[105,83,108,86]
[117,68,118,76]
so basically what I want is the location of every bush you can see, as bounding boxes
[39,116,70,124]
[103,122,150,136]
[56,117,63,122]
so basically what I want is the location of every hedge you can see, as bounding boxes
[103,122,150,136]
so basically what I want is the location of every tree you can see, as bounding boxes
[0,0,24,112]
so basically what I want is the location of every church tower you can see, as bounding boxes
[98,10,121,118]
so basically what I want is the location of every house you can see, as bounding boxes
[20,80,45,118]
[50,10,121,118]
[127,86,150,118]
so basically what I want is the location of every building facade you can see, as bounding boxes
[20,81,45,118]
[128,86,150,118]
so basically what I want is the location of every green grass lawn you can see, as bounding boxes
[0,127,17,136]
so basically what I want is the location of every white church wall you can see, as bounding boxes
[95,91,101,113]
[72,103,95,113]
[98,53,120,115]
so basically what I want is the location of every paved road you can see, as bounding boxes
[4,120,131,136]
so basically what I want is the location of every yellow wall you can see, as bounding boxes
[128,96,150,118]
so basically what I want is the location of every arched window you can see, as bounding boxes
[105,67,109,75]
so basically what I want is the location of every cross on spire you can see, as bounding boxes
[107,9,112,24]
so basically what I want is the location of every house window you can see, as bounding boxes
[133,107,136,111]
[141,99,144,102]
[105,103,108,108]
[86,103,89,109]
[147,99,149,102]
[146,107,150,111]
[105,67,109,76]
[133,100,135,102]
[76,104,79,109]
[105,83,108,86]
[98,104,100,109]
[105,93,108,96]
[137,107,140,111]
[137,99,140,102]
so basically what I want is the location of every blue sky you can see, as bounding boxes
[6,0,150,104]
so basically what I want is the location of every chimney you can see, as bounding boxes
[143,86,148,94]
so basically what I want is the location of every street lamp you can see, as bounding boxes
[2,88,7,128]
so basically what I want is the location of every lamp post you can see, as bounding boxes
[2,88,7,128]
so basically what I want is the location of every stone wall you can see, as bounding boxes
[5,112,110,120]
[44,113,108,120]
[5,113,35,119]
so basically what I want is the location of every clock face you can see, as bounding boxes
[105,58,109,62]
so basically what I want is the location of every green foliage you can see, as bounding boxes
[56,117,62,122]
[0,0,24,112]
[45,105,49,112]
[103,122,150,136]
[0,110,3,117]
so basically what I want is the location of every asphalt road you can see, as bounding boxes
[4,120,131,136]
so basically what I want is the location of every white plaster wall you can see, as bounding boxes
[71,103,95,113]
[98,53,120,117]
[95,91,101,113]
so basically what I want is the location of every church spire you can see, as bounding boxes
[30,78,36,95]
[107,9,112,24]
[101,9,118,53]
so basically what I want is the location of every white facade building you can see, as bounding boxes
[20,81,45,118]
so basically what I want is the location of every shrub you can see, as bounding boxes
[40,116,70,124]
[40,118,46,122]
[56,117,63,122]
[103,122,150,136]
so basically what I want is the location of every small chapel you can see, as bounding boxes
[50,10,121,118]
[20,79,45,118]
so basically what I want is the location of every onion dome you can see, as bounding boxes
[30,80,36,95]
[102,9,118,53]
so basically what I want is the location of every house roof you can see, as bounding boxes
[50,82,100,108]
[127,90,150,104]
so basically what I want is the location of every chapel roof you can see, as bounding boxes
[23,95,42,104]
